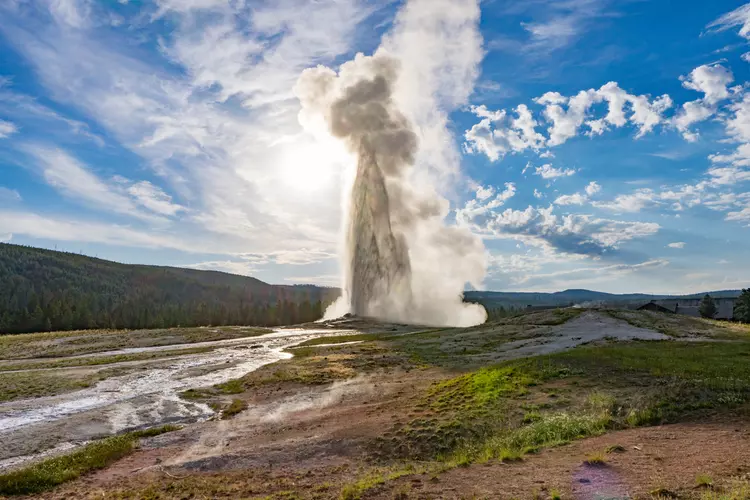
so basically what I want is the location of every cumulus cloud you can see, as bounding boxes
[463,103,544,161]
[457,189,660,258]
[585,181,601,196]
[667,242,686,249]
[535,163,576,179]
[554,181,601,206]
[464,81,672,160]
[673,64,734,141]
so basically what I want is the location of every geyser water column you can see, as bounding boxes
[295,52,487,327]
[347,138,412,317]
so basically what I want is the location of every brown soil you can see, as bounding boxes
[375,419,750,499]
[44,367,442,498]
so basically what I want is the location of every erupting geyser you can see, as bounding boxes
[348,138,412,317]
[295,52,487,327]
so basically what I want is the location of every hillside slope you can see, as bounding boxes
[0,244,338,334]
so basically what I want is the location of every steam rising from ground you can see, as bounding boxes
[296,51,486,327]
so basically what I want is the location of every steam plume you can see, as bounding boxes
[296,52,486,327]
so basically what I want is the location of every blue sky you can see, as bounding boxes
[1,0,750,294]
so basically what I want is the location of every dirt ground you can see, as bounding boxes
[374,419,750,499]
[5,310,750,499]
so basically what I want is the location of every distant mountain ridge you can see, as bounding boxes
[464,288,743,309]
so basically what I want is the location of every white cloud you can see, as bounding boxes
[0,0,382,256]
[0,119,17,138]
[512,259,669,288]
[465,81,672,160]
[673,64,734,141]
[126,181,185,217]
[456,182,516,223]
[680,64,734,105]
[0,233,11,242]
[457,191,660,258]
[533,188,544,199]
[0,210,185,250]
[22,145,178,223]
[585,181,601,196]
[707,3,750,40]
[592,188,659,213]
[0,187,21,202]
[553,181,600,207]
[535,163,576,179]
[536,89,597,146]
[554,192,587,206]
[47,0,91,29]
[667,242,686,249]
[727,205,750,224]
[463,103,544,161]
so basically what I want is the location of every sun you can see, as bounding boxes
[276,136,350,193]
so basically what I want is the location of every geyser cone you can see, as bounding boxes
[347,139,412,317]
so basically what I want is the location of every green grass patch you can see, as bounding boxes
[222,399,248,419]
[338,465,418,500]
[375,338,750,467]
[0,370,93,403]
[0,425,179,495]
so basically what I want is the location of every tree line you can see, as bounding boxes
[699,289,750,322]
[0,243,338,334]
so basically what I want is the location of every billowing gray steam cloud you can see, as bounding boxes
[295,52,486,327]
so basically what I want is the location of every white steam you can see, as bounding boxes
[295,0,486,327]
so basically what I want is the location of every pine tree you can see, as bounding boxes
[735,289,750,323]
[699,294,717,319]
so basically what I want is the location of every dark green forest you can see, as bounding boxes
[0,244,339,334]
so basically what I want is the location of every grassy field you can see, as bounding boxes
[0,326,271,360]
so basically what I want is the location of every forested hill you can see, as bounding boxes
[0,243,339,334]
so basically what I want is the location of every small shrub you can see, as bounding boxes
[696,474,714,488]
[584,452,606,466]
[606,444,626,454]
